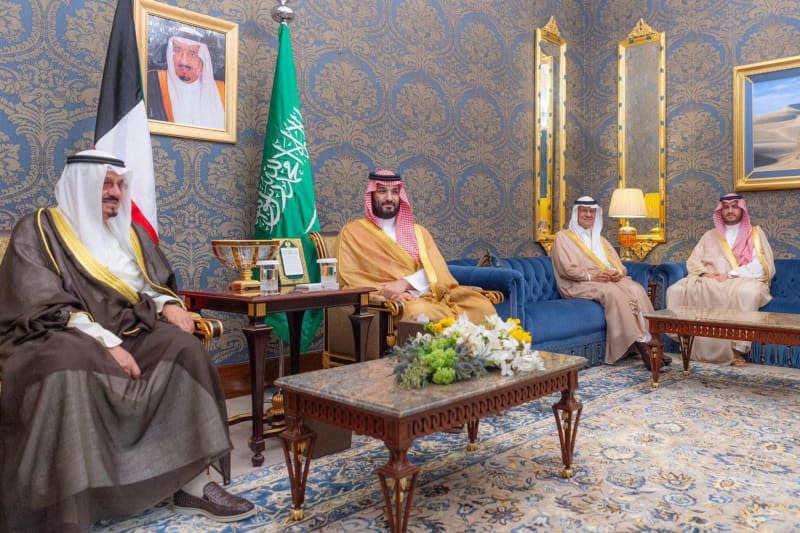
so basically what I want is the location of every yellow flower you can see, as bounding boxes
[506,318,521,326]
[510,327,532,345]
[439,316,456,328]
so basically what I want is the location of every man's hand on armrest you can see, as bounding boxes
[380,279,417,301]
[162,303,195,333]
[108,345,141,379]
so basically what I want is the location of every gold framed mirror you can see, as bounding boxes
[534,16,566,255]
[617,19,666,260]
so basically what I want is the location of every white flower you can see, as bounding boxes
[432,314,544,376]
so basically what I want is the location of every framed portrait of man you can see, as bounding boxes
[134,0,238,143]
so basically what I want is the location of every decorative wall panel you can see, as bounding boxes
[3,1,799,366]
[0,0,565,364]
[585,1,800,261]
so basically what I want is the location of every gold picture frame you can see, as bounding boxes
[134,0,238,143]
[734,55,800,191]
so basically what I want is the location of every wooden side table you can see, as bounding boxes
[180,286,375,466]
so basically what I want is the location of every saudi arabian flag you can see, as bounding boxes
[256,22,321,350]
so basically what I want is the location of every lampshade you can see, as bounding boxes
[608,188,646,218]
[644,192,660,219]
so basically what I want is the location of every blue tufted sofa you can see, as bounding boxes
[652,259,800,368]
[447,256,654,367]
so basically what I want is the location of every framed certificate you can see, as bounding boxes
[276,239,309,286]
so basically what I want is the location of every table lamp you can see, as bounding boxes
[644,192,662,233]
[608,188,646,261]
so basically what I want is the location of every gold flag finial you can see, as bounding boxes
[543,16,561,39]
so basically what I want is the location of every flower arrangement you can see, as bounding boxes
[393,314,544,389]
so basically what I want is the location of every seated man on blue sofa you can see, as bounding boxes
[337,169,495,323]
[552,196,669,370]
[666,193,775,366]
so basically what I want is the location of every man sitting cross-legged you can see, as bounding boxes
[552,195,670,370]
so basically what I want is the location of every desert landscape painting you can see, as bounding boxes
[751,70,800,173]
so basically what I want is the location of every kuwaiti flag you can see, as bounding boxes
[94,0,158,243]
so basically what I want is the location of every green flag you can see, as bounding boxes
[256,22,321,351]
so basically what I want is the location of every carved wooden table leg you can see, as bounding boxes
[678,334,694,375]
[280,419,316,522]
[650,336,663,388]
[242,325,272,466]
[466,419,480,451]
[348,302,374,363]
[552,384,583,479]
[377,448,420,533]
[285,310,305,376]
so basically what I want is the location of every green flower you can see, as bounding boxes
[432,366,456,385]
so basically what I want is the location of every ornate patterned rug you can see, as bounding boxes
[98,360,800,532]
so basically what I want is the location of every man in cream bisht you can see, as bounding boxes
[147,28,225,129]
[552,196,667,369]
[0,150,254,531]
[337,169,495,323]
[666,193,775,366]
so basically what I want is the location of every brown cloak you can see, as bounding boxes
[0,209,230,531]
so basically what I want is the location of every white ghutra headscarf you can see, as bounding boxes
[166,33,225,130]
[55,149,134,260]
[568,195,612,268]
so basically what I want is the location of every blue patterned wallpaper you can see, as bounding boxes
[579,0,800,262]
[2,1,799,365]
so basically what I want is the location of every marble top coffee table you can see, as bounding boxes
[276,353,587,532]
[645,306,800,387]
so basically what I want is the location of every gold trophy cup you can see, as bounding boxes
[211,239,280,292]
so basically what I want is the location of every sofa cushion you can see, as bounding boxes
[760,298,800,314]
[770,259,800,299]
[527,298,606,343]
[502,256,561,302]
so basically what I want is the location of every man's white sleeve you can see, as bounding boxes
[67,312,122,348]
[729,258,765,279]
[142,287,181,313]
[404,270,430,297]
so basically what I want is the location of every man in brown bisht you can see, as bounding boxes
[552,196,670,369]
[337,169,495,323]
[0,150,254,531]
[666,193,775,366]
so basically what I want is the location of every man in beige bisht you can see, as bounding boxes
[337,169,495,323]
[552,196,669,369]
[666,193,775,366]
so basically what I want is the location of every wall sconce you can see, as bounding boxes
[644,192,662,233]
[608,187,646,261]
